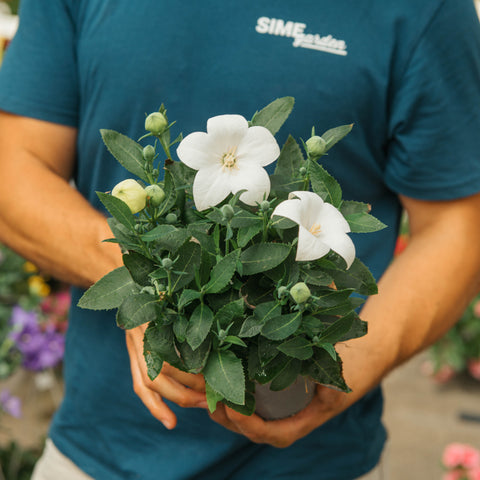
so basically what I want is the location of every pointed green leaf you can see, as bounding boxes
[308,161,342,207]
[204,249,240,294]
[140,224,177,242]
[274,135,305,178]
[203,350,245,405]
[205,382,224,413]
[144,322,183,370]
[213,299,245,329]
[173,314,188,342]
[240,243,290,275]
[101,129,149,182]
[250,96,295,136]
[239,315,264,338]
[344,213,387,233]
[321,124,353,153]
[107,217,140,250]
[237,224,263,248]
[278,336,313,360]
[262,311,302,340]
[318,343,337,360]
[177,336,211,373]
[170,242,202,292]
[97,191,136,230]
[325,258,378,296]
[156,169,177,216]
[269,359,303,391]
[123,251,156,286]
[77,267,137,310]
[186,304,214,350]
[116,292,160,329]
[143,329,164,381]
[178,289,202,310]
[302,348,351,392]
[315,314,355,345]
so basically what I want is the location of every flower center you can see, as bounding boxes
[221,146,239,171]
[309,223,322,236]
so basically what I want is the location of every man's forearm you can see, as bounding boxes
[338,193,480,399]
[0,113,122,288]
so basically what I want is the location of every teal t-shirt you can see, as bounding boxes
[1,1,480,478]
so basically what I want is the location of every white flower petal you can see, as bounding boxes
[206,114,249,151]
[176,132,217,170]
[272,197,303,225]
[237,126,280,167]
[229,165,271,206]
[321,232,356,268]
[317,202,351,233]
[287,191,325,227]
[296,225,331,261]
[192,166,231,211]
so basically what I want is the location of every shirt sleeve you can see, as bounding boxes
[385,0,480,200]
[0,0,79,127]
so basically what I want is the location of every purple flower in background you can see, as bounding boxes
[9,306,65,371]
[0,389,21,418]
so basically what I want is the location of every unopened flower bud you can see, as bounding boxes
[299,167,307,176]
[145,184,165,206]
[111,179,147,214]
[277,286,289,298]
[145,112,168,135]
[143,145,155,162]
[290,282,311,304]
[260,200,270,212]
[165,213,177,224]
[220,204,235,221]
[306,135,327,160]
[162,258,174,270]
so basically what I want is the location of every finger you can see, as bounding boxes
[128,342,177,429]
[208,404,242,435]
[161,363,206,392]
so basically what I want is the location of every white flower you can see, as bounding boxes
[176,114,280,211]
[272,191,355,267]
[112,179,147,214]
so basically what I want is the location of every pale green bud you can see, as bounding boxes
[162,258,174,270]
[306,135,327,160]
[111,179,147,214]
[299,166,307,176]
[143,145,155,162]
[165,213,177,224]
[220,204,235,221]
[290,282,311,304]
[260,200,270,212]
[145,184,165,207]
[145,112,168,135]
[277,286,289,298]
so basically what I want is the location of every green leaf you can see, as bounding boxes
[318,343,337,361]
[186,304,214,350]
[262,311,302,341]
[107,217,140,250]
[344,213,387,233]
[269,359,302,391]
[274,135,305,178]
[205,382,224,413]
[178,289,202,310]
[122,251,156,286]
[278,336,313,360]
[240,243,290,275]
[321,124,353,153]
[77,267,137,310]
[100,129,149,182]
[144,322,183,370]
[224,336,247,348]
[140,224,177,242]
[156,169,177,216]
[325,258,378,296]
[204,250,240,294]
[270,174,304,201]
[177,336,211,373]
[308,161,342,207]
[313,288,354,308]
[116,292,160,329]
[213,299,245,329]
[239,315,264,338]
[340,200,371,216]
[237,224,263,248]
[300,267,333,287]
[203,350,245,405]
[223,391,256,416]
[170,242,202,292]
[302,348,351,392]
[173,314,188,342]
[230,208,263,228]
[250,96,295,136]
[316,314,355,345]
[143,328,164,381]
[97,191,136,230]
[151,227,191,253]
[253,301,282,323]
